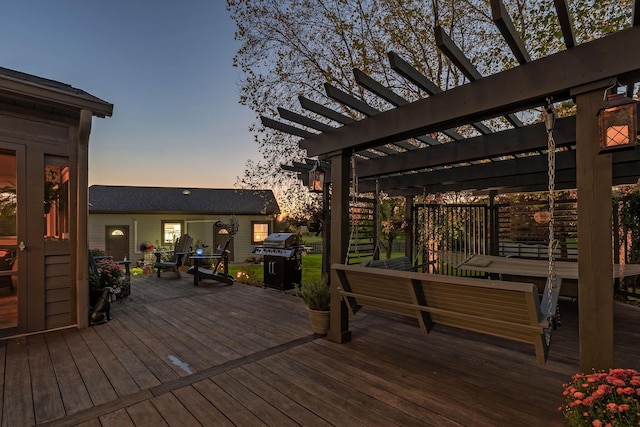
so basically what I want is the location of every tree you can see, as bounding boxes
[379,195,407,259]
[227,0,633,217]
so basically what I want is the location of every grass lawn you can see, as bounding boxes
[228,252,324,285]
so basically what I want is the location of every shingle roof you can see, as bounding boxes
[0,67,113,117]
[89,185,280,215]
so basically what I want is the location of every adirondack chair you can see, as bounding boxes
[155,234,193,278]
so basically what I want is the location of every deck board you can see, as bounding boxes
[124,400,168,426]
[44,332,94,415]
[28,334,65,424]
[2,273,639,426]
[60,329,118,406]
[3,338,34,427]
[171,385,234,427]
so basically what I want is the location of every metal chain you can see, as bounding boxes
[545,98,559,343]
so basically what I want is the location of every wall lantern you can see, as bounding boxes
[597,92,638,153]
[308,160,325,193]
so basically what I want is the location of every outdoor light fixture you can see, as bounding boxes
[308,160,325,193]
[597,92,638,153]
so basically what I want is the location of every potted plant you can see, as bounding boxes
[296,276,330,334]
[559,368,640,426]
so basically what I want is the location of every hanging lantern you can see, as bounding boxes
[597,93,638,153]
[308,161,325,193]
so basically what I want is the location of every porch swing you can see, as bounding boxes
[332,103,562,364]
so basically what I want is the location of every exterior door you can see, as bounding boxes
[214,224,234,261]
[0,144,25,336]
[105,225,129,260]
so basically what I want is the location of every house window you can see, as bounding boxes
[44,157,70,240]
[161,221,183,245]
[252,221,270,244]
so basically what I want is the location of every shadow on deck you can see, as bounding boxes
[1,273,639,426]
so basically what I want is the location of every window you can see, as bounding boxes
[161,221,183,245]
[251,221,270,244]
[44,157,70,240]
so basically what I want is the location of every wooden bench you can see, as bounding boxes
[333,264,560,364]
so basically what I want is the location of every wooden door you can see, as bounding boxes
[0,144,25,336]
[105,225,129,260]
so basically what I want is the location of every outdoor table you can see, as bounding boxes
[189,254,222,286]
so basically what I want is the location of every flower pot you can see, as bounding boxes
[307,307,330,335]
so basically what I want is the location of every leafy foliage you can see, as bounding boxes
[379,195,408,259]
[227,0,633,218]
[296,275,330,311]
[618,180,640,263]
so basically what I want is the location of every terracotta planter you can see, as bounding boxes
[307,307,330,335]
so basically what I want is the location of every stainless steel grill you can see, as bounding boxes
[253,233,302,290]
[253,233,301,257]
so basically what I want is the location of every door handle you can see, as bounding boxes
[18,242,26,252]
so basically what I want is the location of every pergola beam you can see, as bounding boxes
[298,96,356,125]
[325,81,439,147]
[388,51,492,134]
[300,26,640,157]
[260,116,316,139]
[491,0,531,64]
[277,107,335,132]
[435,25,523,127]
[355,116,577,178]
[353,68,463,141]
[553,0,575,48]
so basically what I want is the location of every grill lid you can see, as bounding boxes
[263,232,300,248]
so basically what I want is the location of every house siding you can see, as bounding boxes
[89,213,275,263]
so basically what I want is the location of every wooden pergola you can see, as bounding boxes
[263,1,640,371]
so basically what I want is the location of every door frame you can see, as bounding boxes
[0,142,27,337]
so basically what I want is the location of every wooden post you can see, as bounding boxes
[572,79,616,371]
[404,196,413,259]
[488,190,499,256]
[321,180,330,279]
[327,150,351,343]
[76,109,92,329]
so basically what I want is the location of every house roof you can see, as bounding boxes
[0,67,113,117]
[89,185,280,216]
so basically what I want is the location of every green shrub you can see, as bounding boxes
[296,276,330,311]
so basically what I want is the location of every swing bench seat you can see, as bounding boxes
[333,264,561,364]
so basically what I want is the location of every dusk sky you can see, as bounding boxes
[1,1,259,189]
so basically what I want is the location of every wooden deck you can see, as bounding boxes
[1,274,639,426]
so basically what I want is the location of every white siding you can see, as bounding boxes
[89,213,274,263]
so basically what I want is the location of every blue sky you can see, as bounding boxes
[1,1,259,188]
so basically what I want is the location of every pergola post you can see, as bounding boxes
[572,79,616,371]
[404,196,413,259]
[321,180,331,279]
[327,150,351,343]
